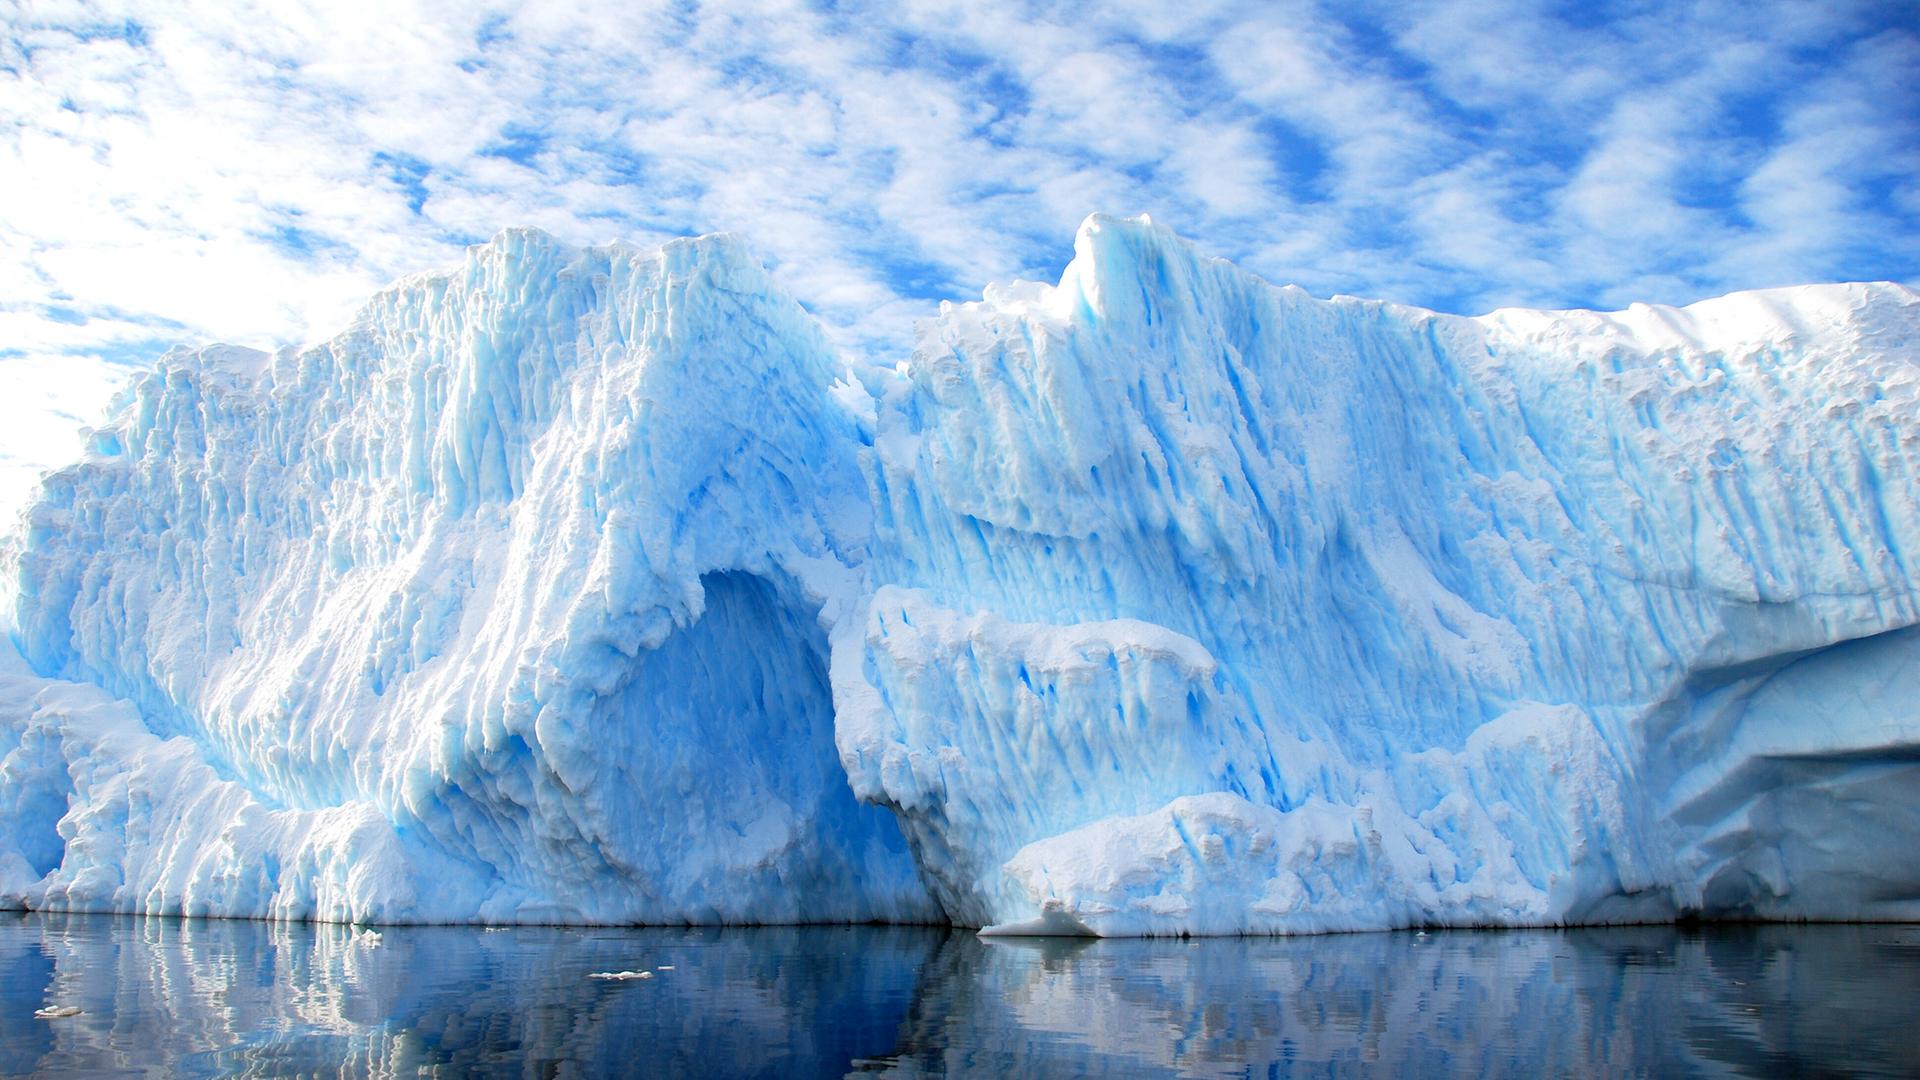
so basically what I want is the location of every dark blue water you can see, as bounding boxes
[2,914,1916,1077]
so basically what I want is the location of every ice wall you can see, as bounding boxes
[5,215,1917,933]
[841,216,1920,933]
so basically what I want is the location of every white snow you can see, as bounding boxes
[3,214,1917,934]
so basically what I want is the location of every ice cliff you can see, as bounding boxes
[0,232,931,926]
[4,216,1917,934]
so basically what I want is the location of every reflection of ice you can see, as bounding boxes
[0,915,943,1077]
[1,915,1914,1077]
[0,915,419,1076]
[861,926,1920,1078]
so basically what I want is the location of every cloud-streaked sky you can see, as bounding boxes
[4,1,1917,393]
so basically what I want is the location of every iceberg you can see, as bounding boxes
[3,215,1917,934]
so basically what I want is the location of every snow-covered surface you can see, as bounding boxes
[3,215,1917,933]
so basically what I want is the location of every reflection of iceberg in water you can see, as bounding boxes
[859,927,1920,1078]
[2,914,1916,1077]
[0,915,941,1078]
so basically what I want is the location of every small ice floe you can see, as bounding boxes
[352,928,383,947]
[979,899,1096,937]
[656,966,674,971]
[34,1006,83,1019]
[587,970,653,980]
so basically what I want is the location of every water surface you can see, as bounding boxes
[3,914,1915,1077]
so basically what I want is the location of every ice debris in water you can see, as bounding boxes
[1,214,1917,937]
[34,1006,82,1019]
[588,971,654,981]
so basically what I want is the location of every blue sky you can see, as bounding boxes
[2,0,1916,377]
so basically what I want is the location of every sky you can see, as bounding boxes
[2,0,1918,510]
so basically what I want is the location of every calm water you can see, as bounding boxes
[2,914,1916,1078]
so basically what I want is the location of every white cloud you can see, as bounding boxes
[0,0,1912,421]
[0,350,135,526]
